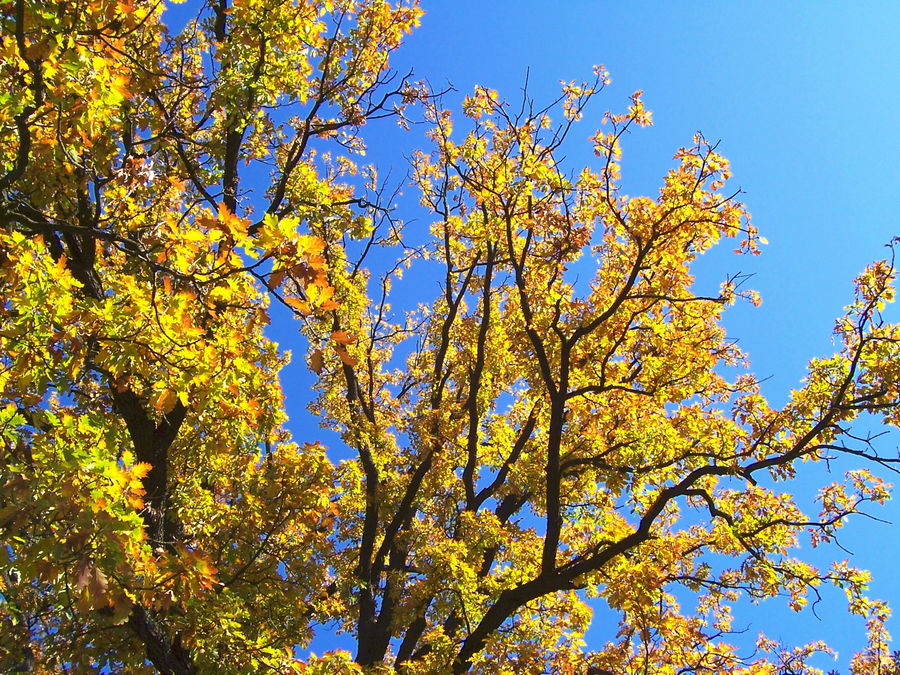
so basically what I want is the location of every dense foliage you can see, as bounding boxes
[1,1,899,673]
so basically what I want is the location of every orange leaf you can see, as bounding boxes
[309,348,325,374]
[131,462,152,480]
[152,389,179,413]
[334,345,358,367]
[284,296,311,314]
[331,330,356,345]
[267,270,286,290]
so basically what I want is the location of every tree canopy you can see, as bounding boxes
[1,1,899,673]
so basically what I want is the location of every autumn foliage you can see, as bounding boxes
[1,1,900,673]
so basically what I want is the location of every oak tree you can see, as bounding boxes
[1,1,899,673]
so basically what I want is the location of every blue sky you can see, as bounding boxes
[386,1,900,377]
[270,2,900,669]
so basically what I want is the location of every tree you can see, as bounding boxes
[1,0,899,673]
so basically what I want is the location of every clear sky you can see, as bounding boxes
[271,2,900,669]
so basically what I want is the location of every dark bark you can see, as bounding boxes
[111,389,187,546]
[128,606,197,675]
